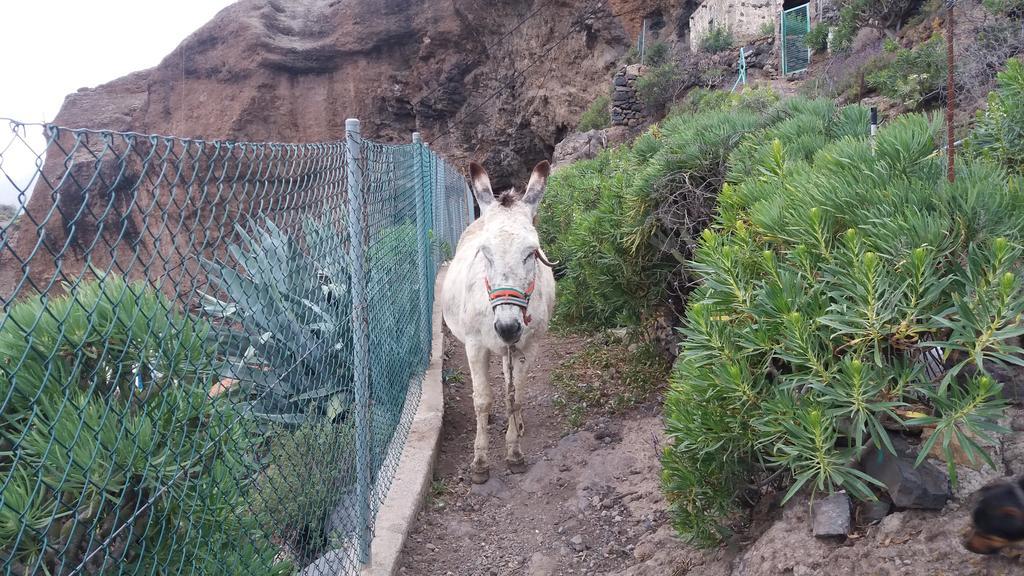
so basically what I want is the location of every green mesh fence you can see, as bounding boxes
[781,3,811,75]
[0,117,473,575]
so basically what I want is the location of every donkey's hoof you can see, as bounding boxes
[470,466,490,484]
[506,457,528,474]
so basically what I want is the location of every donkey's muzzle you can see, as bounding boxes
[495,318,522,344]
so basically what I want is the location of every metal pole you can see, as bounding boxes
[435,155,447,261]
[345,118,372,564]
[412,132,431,364]
[640,19,647,65]
[870,106,878,154]
[946,0,956,183]
[464,172,475,224]
[781,10,787,75]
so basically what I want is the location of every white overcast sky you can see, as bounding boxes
[0,0,238,206]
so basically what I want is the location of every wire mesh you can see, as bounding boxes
[0,118,472,575]
[781,4,811,75]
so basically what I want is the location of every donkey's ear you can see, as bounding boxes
[521,160,550,215]
[469,162,495,213]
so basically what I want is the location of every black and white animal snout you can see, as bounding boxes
[494,318,523,344]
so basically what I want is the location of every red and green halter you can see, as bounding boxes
[482,247,559,327]
[484,277,536,325]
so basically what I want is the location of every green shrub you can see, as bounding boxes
[673,87,780,117]
[830,0,917,52]
[539,92,778,329]
[663,111,1022,544]
[252,422,355,564]
[883,37,900,53]
[623,45,640,64]
[645,41,670,67]
[866,35,946,109]
[0,276,288,574]
[700,24,734,54]
[983,0,1024,15]
[759,20,776,38]
[637,63,682,115]
[806,23,830,53]
[967,58,1024,174]
[578,94,611,131]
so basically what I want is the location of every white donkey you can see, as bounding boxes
[442,160,557,484]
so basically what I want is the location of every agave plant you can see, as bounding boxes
[200,216,354,426]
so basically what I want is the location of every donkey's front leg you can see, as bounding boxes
[502,344,531,474]
[467,342,492,484]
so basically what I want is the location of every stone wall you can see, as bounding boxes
[689,0,782,51]
[611,64,645,127]
[688,0,834,52]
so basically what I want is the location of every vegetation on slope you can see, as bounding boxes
[547,55,1024,544]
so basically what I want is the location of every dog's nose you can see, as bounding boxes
[494,318,522,344]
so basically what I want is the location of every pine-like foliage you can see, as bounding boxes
[539,88,779,329]
[968,57,1024,173]
[663,103,1024,544]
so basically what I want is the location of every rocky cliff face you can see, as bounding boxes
[1,0,696,300]
[47,0,690,189]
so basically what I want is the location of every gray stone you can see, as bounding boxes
[614,75,627,86]
[856,499,891,526]
[527,552,557,576]
[470,476,512,501]
[570,534,586,552]
[861,445,950,509]
[987,362,1024,404]
[1012,412,1024,432]
[811,492,851,537]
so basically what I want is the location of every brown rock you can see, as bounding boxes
[4,0,707,298]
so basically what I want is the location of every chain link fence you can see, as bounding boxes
[0,118,473,575]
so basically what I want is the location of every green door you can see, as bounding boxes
[781,3,811,75]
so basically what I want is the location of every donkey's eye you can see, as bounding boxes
[524,251,535,263]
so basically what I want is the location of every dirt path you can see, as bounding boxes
[397,332,729,576]
[398,330,1024,576]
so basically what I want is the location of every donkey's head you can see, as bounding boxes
[469,160,551,345]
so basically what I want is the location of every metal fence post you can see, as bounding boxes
[435,158,447,259]
[465,174,475,223]
[412,133,431,364]
[345,118,372,564]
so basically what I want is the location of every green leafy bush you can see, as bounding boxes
[577,94,611,131]
[759,20,776,38]
[663,111,1022,544]
[645,41,670,67]
[252,422,355,564]
[983,0,1024,15]
[968,58,1024,174]
[0,276,288,574]
[672,87,780,117]
[866,35,946,109]
[637,64,682,115]
[830,0,917,52]
[806,23,830,53]
[700,24,734,54]
[538,90,779,329]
